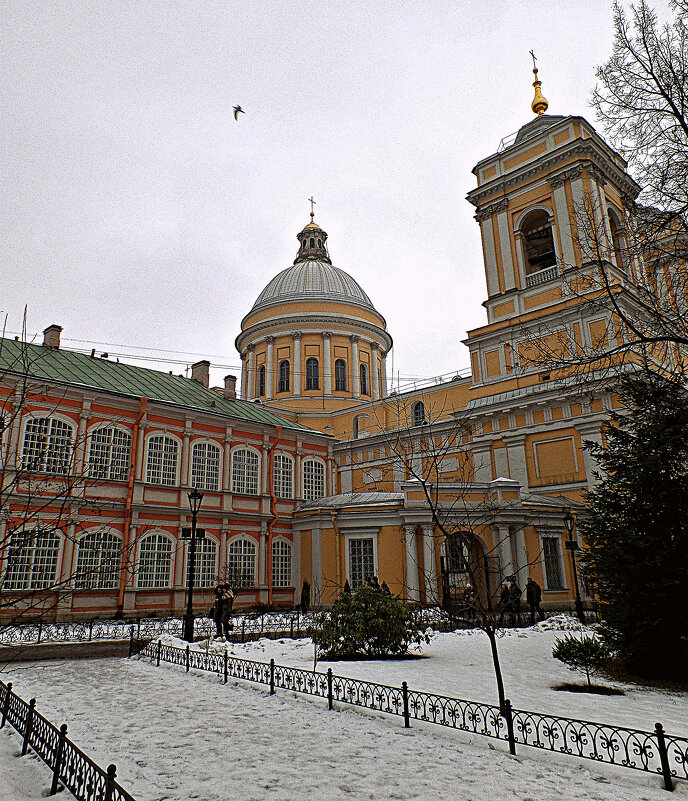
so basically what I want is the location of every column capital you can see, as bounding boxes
[322,331,332,340]
[265,335,275,344]
[291,331,302,340]
[350,334,360,343]
[370,341,379,351]
[246,343,255,352]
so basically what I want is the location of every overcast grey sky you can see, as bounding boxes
[3,1,629,391]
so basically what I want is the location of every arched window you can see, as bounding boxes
[310,237,315,247]
[75,529,122,589]
[520,210,557,276]
[145,435,179,486]
[257,365,266,397]
[306,358,319,390]
[3,528,60,590]
[272,540,292,588]
[21,416,74,474]
[334,359,347,391]
[87,426,131,481]
[191,441,221,491]
[608,209,627,271]
[186,536,218,588]
[278,360,290,393]
[413,401,425,427]
[227,538,256,588]
[273,453,294,499]
[136,532,172,589]
[359,363,369,395]
[303,458,325,500]
[231,448,259,495]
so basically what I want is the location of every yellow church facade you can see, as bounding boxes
[235,78,647,612]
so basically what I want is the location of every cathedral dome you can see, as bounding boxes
[251,260,377,313]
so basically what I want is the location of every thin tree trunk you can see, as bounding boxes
[485,627,507,713]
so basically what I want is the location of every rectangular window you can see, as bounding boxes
[272,540,292,588]
[191,442,221,491]
[273,454,293,499]
[146,436,178,486]
[88,427,131,481]
[22,418,74,474]
[349,538,374,589]
[542,536,565,590]
[302,459,325,501]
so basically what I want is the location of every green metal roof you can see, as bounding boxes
[0,337,320,435]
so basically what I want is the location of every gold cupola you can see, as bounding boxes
[530,52,549,116]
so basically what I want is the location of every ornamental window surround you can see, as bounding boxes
[3,528,61,590]
[231,447,260,495]
[75,528,122,590]
[278,360,290,393]
[21,415,75,474]
[542,535,566,590]
[302,457,325,501]
[227,537,256,588]
[334,359,347,391]
[271,539,292,588]
[348,537,375,589]
[412,401,426,427]
[519,209,558,283]
[273,452,294,499]
[145,434,179,486]
[257,365,266,397]
[191,440,221,491]
[305,358,319,390]
[359,363,369,395]
[186,536,218,588]
[87,426,131,481]
[136,532,173,589]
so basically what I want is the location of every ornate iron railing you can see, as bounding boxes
[137,639,687,792]
[0,679,137,800]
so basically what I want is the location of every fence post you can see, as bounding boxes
[89,619,94,641]
[156,640,161,667]
[241,619,246,643]
[22,698,36,756]
[186,644,190,673]
[224,648,228,685]
[503,699,516,756]
[290,616,294,638]
[327,668,333,710]
[655,722,675,792]
[401,682,410,728]
[104,764,117,801]
[37,621,43,644]
[261,614,264,634]
[49,723,68,795]
[269,659,275,695]
[1,682,12,728]
[128,627,134,658]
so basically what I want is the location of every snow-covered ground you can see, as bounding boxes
[1,617,685,801]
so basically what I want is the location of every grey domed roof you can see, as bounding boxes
[251,260,378,313]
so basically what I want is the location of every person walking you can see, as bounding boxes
[526,577,544,624]
[220,584,235,639]
[212,584,224,639]
[497,582,510,625]
[381,580,392,595]
[508,578,522,626]
[462,583,475,621]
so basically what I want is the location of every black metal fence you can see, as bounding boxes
[136,638,687,792]
[0,679,137,801]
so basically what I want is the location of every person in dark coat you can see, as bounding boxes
[212,585,224,638]
[526,577,544,624]
[370,576,381,590]
[462,583,475,621]
[300,580,311,610]
[381,581,392,595]
[497,582,510,625]
[220,584,234,638]
[508,578,522,625]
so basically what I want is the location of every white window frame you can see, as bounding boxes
[190,439,222,491]
[2,527,62,590]
[231,446,261,495]
[75,527,123,590]
[302,457,326,501]
[20,413,76,474]
[144,433,181,486]
[87,424,132,482]
[136,531,174,589]
[272,452,294,499]
[227,536,257,588]
[539,532,568,591]
[271,538,292,588]
[344,529,378,590]
[185,534,218,589]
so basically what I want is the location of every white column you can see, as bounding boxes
[292,332,302,396]
[575,420,605,490]
[421,523,437,604]
[265,336,275,400]
[75,408,90,475]
[326,443,334,495]
[311,526,322,607]
[223,427,232,491]
[550,176,576,269]
[503,433,528,489]
[495,201,516,291]
[246,345,255,401]
[181,421,192,487]
[381,352,388,397]
[404,524,420,601]
[135,419,146,481]
[513,526,529,583]
[371,343,380,400]
[471,441,493,483]
[478,211,500,296]
[351,335,360,399]
[493,524,514,578]
[240,352,247,399]
[323,332,332,395]
[259,524,268,586]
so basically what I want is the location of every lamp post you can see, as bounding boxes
[183,488,204,642]
[563,510,586,624]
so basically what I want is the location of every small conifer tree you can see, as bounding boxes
[552,633,611,687]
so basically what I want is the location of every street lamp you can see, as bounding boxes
[563,510,586,624]
[182,488,204,642]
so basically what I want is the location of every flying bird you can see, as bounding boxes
[233,105,245,120]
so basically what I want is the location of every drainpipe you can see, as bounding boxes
[118,397,147,612]
[267,425,282,607]
[329,509,343,590]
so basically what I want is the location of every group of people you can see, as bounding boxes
[497,576,545,625]
[211,583,235,640]
[365,575,392,594]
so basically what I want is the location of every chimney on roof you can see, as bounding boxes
[224,374,237,400]
[191,360,210,387]
[43,324,63,350]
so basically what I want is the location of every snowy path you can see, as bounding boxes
[0,727,47,801]
[2,655,684,801]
